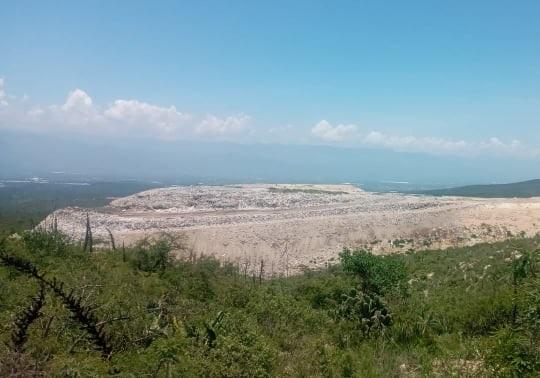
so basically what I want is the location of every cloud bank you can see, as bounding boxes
[0,83,251,141]
[0,78,538,159]
[311,120,539,158]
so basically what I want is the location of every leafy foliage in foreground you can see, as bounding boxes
[0,230,540,376]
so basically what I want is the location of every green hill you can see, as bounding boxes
[418,179,540,198]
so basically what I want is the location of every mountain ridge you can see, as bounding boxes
[416,179,540,198]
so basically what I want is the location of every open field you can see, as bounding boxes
[41,184,540,275]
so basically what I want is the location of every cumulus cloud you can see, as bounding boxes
[104,99,192,138]
[48,89,103,126]
[62,89,93,111]
[311,120,540,158]
[0,79,252,140]
[0,77,538,159]
[195,113,251,137]
[311,120,358,142]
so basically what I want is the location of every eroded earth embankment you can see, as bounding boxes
[41,184,540,274]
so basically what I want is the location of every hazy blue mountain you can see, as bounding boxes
[1,130,538,186]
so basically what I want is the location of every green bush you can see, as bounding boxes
[339,248,408,294]
[485,327,540,377]
[21,228,70,257]
[129,238,173,272]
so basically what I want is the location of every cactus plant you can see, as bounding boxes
[11,283,46,352]
[336,289,392,336]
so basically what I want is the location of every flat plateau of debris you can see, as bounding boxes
[42,184,540,275]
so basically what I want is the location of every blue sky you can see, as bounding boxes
[1,0,540,158]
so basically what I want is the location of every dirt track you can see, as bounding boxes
[42,184,540,275]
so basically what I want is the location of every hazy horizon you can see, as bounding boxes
[1,130,539,187]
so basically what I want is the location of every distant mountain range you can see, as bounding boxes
[1,130,538,185]
[416,179,540,198]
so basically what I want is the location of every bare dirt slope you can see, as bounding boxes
[41,184,540,275]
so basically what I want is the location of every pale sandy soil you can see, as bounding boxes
[40,184,540,275]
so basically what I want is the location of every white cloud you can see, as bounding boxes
[48,89,102,126]
[0,78,8,106]
[195,113,251,137]
[104,99,192,137]
[311,120,540,158]
[62,89,93,111]
[0,77,538,159]
[311,120,358,142]
[362,131,525,156]
[0,78,252,140]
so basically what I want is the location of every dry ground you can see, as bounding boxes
[41,184,540,275]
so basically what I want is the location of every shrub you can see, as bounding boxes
[335,289,392,336]
[485,327,540,376]
[339,249,408,294]
[21,228,70,256]
[130,238,173,272]
[198,327,275,377]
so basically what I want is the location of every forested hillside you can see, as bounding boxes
[418,179,540,198]
[0,182,158,237]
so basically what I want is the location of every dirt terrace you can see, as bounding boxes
[41,184,540,275]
